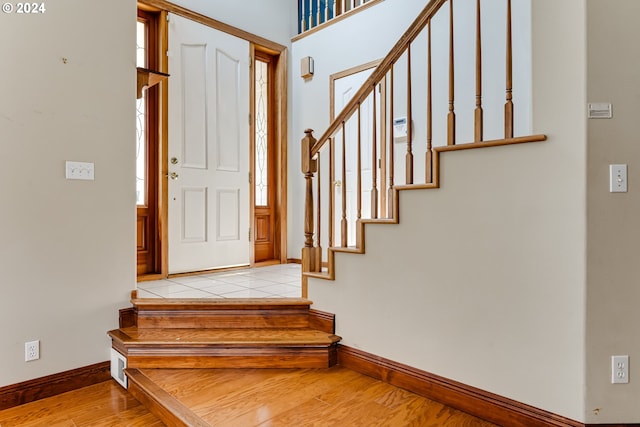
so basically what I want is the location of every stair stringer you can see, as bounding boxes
[304,135,547,282]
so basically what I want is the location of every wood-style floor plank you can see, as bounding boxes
[144,367,499,427]
[0,381,164,427]
[0,369,500,426]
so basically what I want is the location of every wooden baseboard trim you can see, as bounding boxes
[338,345,585,427]
[287,258,301,264]
[0,361,111,411]
[119,306,137,328]
[309,308,335,334]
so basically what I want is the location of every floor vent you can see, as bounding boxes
[110,348,127,389]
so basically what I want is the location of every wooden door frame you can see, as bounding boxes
[136,9,162,276]
[137,0,288,280]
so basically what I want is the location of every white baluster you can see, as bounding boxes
[324,0,329,23]
[301,0,307,31]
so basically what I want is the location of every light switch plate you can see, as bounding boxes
[610,164,627,193]
[66,161,94,180]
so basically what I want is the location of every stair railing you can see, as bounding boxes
[300,0,546,293]
[299,0,378,33]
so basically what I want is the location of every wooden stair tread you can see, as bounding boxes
[304,271,333,280]
[131,297,312,311]
[110,327,340,346]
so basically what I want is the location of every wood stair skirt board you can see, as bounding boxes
[0,361,110,411]
[109,298,340,369]
[338,345,640,427]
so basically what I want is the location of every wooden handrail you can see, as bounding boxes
[311,0,448,157]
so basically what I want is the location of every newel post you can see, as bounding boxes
[301,129,318,298]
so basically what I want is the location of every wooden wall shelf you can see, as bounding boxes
[136,67,169,99]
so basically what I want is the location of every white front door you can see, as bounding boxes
[333,68,378,246]
[168,13,250,273]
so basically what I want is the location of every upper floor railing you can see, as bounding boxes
[298,0,377,33]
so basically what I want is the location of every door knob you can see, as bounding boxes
[334,180,342,187]
[169,172,179,180]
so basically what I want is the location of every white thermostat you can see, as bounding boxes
[393,117,409,143]
[588,102,612,119]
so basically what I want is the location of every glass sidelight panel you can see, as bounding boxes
[136,20,147,206]
[254,59,269,207]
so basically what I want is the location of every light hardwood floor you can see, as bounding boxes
[144,367,499,426]
[0,368,500,426]
[0,381,163,426]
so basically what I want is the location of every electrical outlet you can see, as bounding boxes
[612,355,629,384]
[25,340,39,362]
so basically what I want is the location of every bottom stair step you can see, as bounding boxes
[109,327,341,369]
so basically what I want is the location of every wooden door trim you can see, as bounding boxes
[137,9,162,277]
[252,48,280,263]
[138,0,286,53]
[138,1,288,277]
[249,45,256,266]
[329,60,381,120]
[274,48,288,264]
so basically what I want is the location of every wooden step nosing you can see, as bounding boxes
[125,345,336,353]
[125,368,209,427]
[131,298,313,311]
[138,308,309,317]
[119,342,340,352]
[111,328,340,342]
[113,341,341,349]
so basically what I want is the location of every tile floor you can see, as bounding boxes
[137,263,302,299]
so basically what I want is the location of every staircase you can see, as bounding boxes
[108,296,340,424]
[298,0,546,294]
[108,296,340,370]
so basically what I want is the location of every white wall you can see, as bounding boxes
[0,0,136,386]
[307,0,591,422]
[170,0,295,46]
[586,0,640,423]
